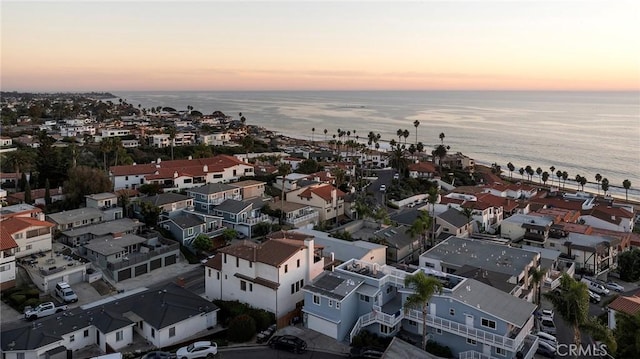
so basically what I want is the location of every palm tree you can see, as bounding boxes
[323,128,328,142]
[166,126,177,160]
[579,176,587,191]
[595,173,602,194]
[529,267,547,305]
[623,179,631,201]
[542,171,549,186]
[549,166,556,186]
[402,129,410,144]
[403,272,443,351]
[536,167,543,184]
[311,127,315,143]
[556,170,563,187]
[406,210,432,250]
[397,129,403,143]
[525,165,533,181]
[601,178,610,196]
[439,132,445,144]
[413,120,420,145]
[433,145,447,170]
[507,162,515,180]
[543,274,589,347]
[519,167,525,181]
[562,171,569,189]
[459,206,474,234]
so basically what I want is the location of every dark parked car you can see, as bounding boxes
[349,347,385,359]
[256,324,277,343]
[141,352,175,359]
[268,335,308,354]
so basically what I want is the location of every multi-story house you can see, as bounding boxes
[204,236,325,326]
[159,211,224,247]
[436,208,472,239]
[302,259,538,359]
[230,180,267,200]
[150,133,197,148]
[273,200,319,229]
[82,232,181,282]
[84,192,123,221]
[0,229,19,290]
[57,218,143,247]
[286,183,345,223]
[407,161,436,179]
[500,214,554,247]
[135,193,194,218]
[198,132,230,146]
[548,232,620,276]
[109,155,254,191]
[0,203,46,221]
[0,284,219,357]
[187,183,242,214]
[373,226,423,265]
[0,217,54,259]
[420,237,540,300]
[210,199,271,238]
[580,206,635,232]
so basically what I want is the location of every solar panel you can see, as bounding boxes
[314,274,343,290]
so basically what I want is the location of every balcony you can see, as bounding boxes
[241,214,271,225]
[459,351,498,359]
[286,211,319,225]
[404,309,521,351]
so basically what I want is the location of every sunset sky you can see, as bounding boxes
[2,1,639,91]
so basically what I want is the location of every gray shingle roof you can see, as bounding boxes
[0,284,218,351]
[375,225,416,249]
[438,208,470,228]
[450,278,536,327]
[140,193,190,206]
[170,213,204,229]
[215,199,251,214]
[187,183,236,195]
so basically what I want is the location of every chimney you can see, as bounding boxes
[188,155,192,160]
[203,165,208,172]
[157,158,161,164]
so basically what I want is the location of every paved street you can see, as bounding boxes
[217,347,347,359]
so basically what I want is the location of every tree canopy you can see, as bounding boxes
[63,166,112,209]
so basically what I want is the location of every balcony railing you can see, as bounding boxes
[241,214,271,225]
[287,211,319,225]
[404,309,518,350]
[349,307,403,343]
[459,351,498,359]
[106,242,180,271]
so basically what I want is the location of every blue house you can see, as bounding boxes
[159,210,224,247]
[211,198,272,237]
[302,259,539,359]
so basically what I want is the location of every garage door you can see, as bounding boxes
[67,270,85,285]
[306,314,338,339]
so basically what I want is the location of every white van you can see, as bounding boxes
[581,277,610,295]
[539,317,556,335]
[55,282,78,303]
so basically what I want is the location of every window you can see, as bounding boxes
[26,245,32,250]
[408,320,417,327]
[336,302,340,309]
[116,330,124,342]
[216,272,220,280]
[386,286,393,294]
[449,308,455,316]
[313,295,320,305]
[224,254,227,263]
[249,283,253,292]
[436,328,442,334]
[466,338,477,345]
[360,294,370,302]
[291,283,295,294]
[236,257,239,267]
[481,318,497,329]
[380,324,395,334]
[17,354,25,359]
[241,281,247,291]
[69,334,75,342]
[188,228,194,235]
[169,327,176,337]
[328,300,333,307]
[208,269,211,277]
[151,328,155,338]
[284,264,288,273]
[249,261,253,268]
[297,259,300,268]
[84,329,89,337]
[496,347,506,356]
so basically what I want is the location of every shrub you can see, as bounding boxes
[248,309,275,331]
[425,340,453,357]
[9,294,26,307]
[351,331,391,349]
[228,314,256,342]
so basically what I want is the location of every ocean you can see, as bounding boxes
[114,91,640,202]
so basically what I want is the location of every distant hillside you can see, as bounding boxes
[0,91,116,99]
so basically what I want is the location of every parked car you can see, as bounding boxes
[393,173,399,180]
[379,184,386,192]
[349,347,385,359]
[200,254,215,265]
[256,324,277,343]
[176,341,217,359]
[141,352,175,359]
[539,317,556,335]
[24,302,68,321]
[536,340,557,358]
[588,290,602,303]
[535,331,558,347]
[268,335,308,354]
[55,282,78,303]
[605,281,625,292]
[537,309,554,319]
[581,277,610,295]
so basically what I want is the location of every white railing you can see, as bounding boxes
[522,334,539,359]
[242,214,271,225]
[349,308,404,343]
[288,211,319,225]
[405,310,516,350]
[458,350,497,359]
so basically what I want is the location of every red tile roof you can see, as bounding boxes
[297,184,344,202]
[0,227,18,251]
[216,238,306,267]
[608,293,640,316]
[408,161,436,173]
[0,217,54,250]
[110,155,251,177]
